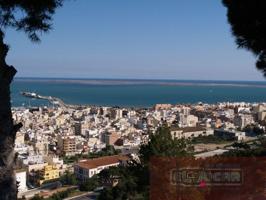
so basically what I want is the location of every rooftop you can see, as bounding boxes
[76,155,129,169]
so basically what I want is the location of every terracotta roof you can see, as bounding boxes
[76,155,129,169]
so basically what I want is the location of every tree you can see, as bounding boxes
[98,125,192,200]
[0,1,63,199]
[139,125,192,165]
[222,0,266,76]
[98,166,121,186]
[232,142,250,150]
[30,195,44,200]
[223,136,266,157]
[79,175,99,191]
[60,171,77,186]
[97,165,145,200]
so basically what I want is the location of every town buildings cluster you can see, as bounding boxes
[13,101,266,197]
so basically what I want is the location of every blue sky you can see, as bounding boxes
[4,0,264,81]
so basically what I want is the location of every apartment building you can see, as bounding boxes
[38,165,59,186]
[57,136,76,156]
[104,131,119,146]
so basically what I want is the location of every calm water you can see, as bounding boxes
[11,78,266,108]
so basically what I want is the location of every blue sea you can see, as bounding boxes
[11,78,266,108]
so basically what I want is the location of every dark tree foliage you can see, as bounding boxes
[223,137,266,157]
[79,175,99,192]
[222,0,266,76]
[232,142,250,150]
[139,125,192,165]
[0,0,63,41]
[59,171,77,186]
[98,164,149,200]
[0,1,64,199]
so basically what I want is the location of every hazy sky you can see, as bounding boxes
[4,0,265,81]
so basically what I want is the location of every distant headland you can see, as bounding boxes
[14,77,266,88]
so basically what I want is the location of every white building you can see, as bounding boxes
[181,107,190,115]
[170,126,213,139]
[258,111,266,121]
[178,114,198,127]
[16,170,27,193]
[253,104,266,113]
[74,155,129,181]
[23,155,44,165]
[186,115,198,127]
[234,114,254,129]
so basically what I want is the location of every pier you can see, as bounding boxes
[20,92,86,109]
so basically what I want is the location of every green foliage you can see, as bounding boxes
[139,125,191,165]
[63,155,80,164]
[0,0,64,42]
[60,171,77,185]
[97,165,148,200]
[222,0,266,75]
[223,137,266,157]
[98,188,115,200]
[98,166,121,186]
[223,148,266,157]
[232,142,250,150]
[79,175,99,191]
[89,145,121,158]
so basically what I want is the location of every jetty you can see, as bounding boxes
[20,92,86,109]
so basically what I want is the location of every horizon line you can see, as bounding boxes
[14,76,266,83]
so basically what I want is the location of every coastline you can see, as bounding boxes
[15,91,266,110]
[11,78,266,108]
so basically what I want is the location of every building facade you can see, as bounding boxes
[170,126,212,139]
[57,136,76,156]
[16,170,27,193]
[104,132,119,146]
[38,165,59,186]
[74,155,129,182]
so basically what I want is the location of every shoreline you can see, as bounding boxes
[12,78,266,108]
[15,91,266,110]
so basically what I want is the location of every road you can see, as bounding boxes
[18,182,78,199]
